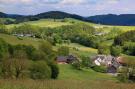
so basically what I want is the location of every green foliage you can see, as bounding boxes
[123,42,135,56]
[1,55,29,79]
[117,67,129,82]
[98,43,110,55]
[58,46,69,56]
[0,38,59,79]
[49,62,59,79]
[39,41,53,55]
[92,65,107,73]
[118,56,135,82]
[0,24,7,33]
[81,56,92,68]
[114,30,135,46]
[0,38,9,59]
[29,61,51,79]
[12,24,39,36]
[72,60,82,70]
[111,46,122,57]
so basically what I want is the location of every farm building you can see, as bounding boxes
[56,55,78,64]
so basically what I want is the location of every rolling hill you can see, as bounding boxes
[88,14,135,26]
[0,12,23,19]
[1,11,135,26]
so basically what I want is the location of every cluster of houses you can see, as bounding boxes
[92,55,124,73]
[56,54,124,74]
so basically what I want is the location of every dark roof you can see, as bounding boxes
[57,56,67,62]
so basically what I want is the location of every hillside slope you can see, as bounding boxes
[88,14,135,26]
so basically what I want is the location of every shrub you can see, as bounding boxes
[72,60,82,70]
[81,56,92,68]
[49,62,59,79]
[98,43,110,55]
[117,67,129,82]
[117,57,135,82]
[92,65,107,73]
[30,61,51,79]
[111,46,122,57]
[58,46,69,56]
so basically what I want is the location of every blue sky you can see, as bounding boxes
[0,0,134,16]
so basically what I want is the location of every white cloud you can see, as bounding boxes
[59,0,87,5]
[107,0,119,4]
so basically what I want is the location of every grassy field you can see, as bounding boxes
[7,19,72,28]
[56,43,97,57]
[0,33,42,48]
[6,18,135,34]
[58,64,116,81]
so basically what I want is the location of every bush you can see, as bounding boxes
[111,46,122,57]
[58,46,69,56]
[30,61,51,79]
[0,39,9,59]
[92,65,107,73]
[117,67,129,82]
[98,43,110,55]
[123,42,135,56]
[72,60,82,70]
[49,62,59,79]
[81,56,92,68]
[117,57,135,82]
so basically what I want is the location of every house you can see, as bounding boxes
[12,33,35,37]
[56,56,68,64]
[56,55,78,64]
[93,55,122,73]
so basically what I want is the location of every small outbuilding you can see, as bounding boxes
[56,55,78,64]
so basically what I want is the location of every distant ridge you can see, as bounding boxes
[87,14,135,26]
[35,11,85,20]
[1,11,135,26]
[0,12,24,19]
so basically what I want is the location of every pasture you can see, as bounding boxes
[6,19,72,28]
[0,33,42,48]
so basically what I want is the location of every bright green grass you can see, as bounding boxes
[0,33,42,48]
[58,64,117,81]
[6,18,135,34]
[56,43,97,57]
[66,18,135,33]
[0,34,97,57]
[6,19,72,28]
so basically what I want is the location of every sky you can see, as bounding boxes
[0,0,134,16]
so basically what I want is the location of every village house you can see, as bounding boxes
[92,55,123,73]
[56,55,78,64]
[13,33,35,37]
